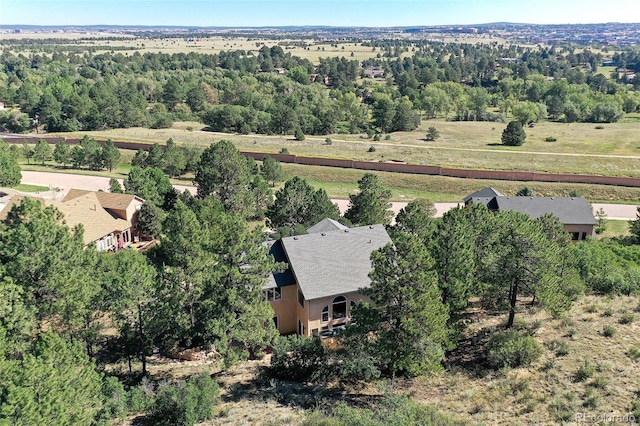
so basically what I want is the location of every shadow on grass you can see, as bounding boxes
[221,366,384,412]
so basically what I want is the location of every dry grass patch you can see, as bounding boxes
[401,295,640,425]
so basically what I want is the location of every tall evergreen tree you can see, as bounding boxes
[260,155,286,187]
[53,139,71,168]
[344,231,450,377]
[266,176,340,229]
[33,139,53,165]
[345,173,393,226]
[0,151,21,187]
[194,140,252,215]
[0,331,103,425]
[101,139,121,172]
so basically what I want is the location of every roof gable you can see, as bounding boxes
[463,187,503,203]
[64,189,143,211]
[280,224,392,300]
[50,192,131,244]
[307,218,349,234]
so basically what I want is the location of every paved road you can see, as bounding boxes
[18,171,639,220]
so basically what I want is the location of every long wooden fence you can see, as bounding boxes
[6,135,640,188]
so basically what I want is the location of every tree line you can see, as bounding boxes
[1,41,639,138]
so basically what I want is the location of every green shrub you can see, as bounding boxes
[186,126,194,132]
[620,313,635,324]
[575,361,595,382]
[324,137,332,145]
[595,125,605,129]
[384,134,391,140]
[602,325,616,337]
[544,136,557,142]
[150,374,219,426]
[602,308,614,317]
[373,133,381,141]
[279,147,289,154]
[127,382,155,413]
[96,376,128,423]
[589,375,608,390]
[270,335,327,382]
[583,388,599,408]
[585,304,598,313]
[486,330,543,369]
[547,339,570,357]
[627,347,640,361]
[368,145,377,152]
[294,128,305,141]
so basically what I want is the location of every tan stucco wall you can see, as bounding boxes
[269,285,298,335]
[564,224,595,241]
[305,291,372,336]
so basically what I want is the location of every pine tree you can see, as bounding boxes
[344,231,450,377]
[260,155,286,187]
[33,139,53,165]
[345,173,393,226]
[501,120,526,146]
[101,139,121,172]
[53,139,71,168]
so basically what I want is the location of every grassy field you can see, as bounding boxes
[47,117,640,179]
[0,32,512,63]
[36,116,640,203]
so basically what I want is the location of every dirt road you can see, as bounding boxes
[18,171,638,220]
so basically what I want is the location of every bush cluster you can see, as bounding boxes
[486,330,543,369]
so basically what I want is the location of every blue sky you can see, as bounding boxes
[1,0,638,27]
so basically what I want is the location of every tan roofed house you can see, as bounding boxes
[0,189,144,251]
[63,189,144,227]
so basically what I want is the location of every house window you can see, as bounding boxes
[298,289,305,307]
[321,306,329,323]
[297,318,305,335]
[581,232,587,240]
[571,232,580,241]
[263,288,282,302]
[273,316,279,330]
[333,296,347,320]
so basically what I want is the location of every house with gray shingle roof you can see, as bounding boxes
[464,188,597,241]
[263,221,392,336]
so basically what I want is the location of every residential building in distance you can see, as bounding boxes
[0,189,144,250]
[264,220,392,337]
[464,188,597,241]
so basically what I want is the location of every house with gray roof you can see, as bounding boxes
[464,188,597,241]
[263,221,392,336]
